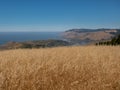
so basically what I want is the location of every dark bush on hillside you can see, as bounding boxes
[21,43,33,48]
[96,35,120,46]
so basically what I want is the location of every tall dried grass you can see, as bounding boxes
[0,46,120,90]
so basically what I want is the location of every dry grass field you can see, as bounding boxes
[0,46,120,90]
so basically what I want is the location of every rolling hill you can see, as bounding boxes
[62,29,120,45]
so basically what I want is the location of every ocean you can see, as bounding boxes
[0,32,62,45]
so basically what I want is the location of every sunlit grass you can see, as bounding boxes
[0,46,120,90]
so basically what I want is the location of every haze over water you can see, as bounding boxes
[0,32,62,45]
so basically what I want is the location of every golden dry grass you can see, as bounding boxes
[0,46,120,90]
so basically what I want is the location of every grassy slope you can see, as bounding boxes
[0,46,120,90]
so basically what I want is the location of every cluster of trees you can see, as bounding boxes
[96,35,120,45]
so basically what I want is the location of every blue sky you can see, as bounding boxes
[0,0,120,32]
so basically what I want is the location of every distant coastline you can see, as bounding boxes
[1,28,120,47]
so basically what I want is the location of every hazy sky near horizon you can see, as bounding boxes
[0,0,120,32]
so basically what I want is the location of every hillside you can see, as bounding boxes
[62,29,120,45]
[0,39,71,50]
[0,46,120,90]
